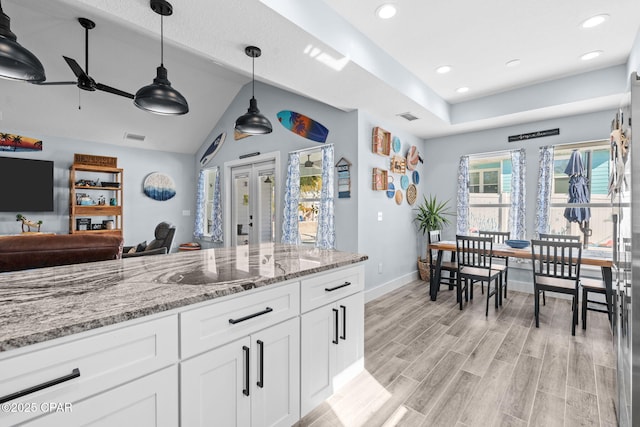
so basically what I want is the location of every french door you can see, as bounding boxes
[230,160,276,246]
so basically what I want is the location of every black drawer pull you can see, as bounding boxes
[0,368,80,404]
[229,307,273,324]
[325,282,352,292]
[340,305,347,340]
[242,346,250,396]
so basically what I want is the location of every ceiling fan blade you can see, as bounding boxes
[33,81,77,86]
[63,56,87,79]
[95,83,134,99]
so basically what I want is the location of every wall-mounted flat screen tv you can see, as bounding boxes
[0,157,54,212]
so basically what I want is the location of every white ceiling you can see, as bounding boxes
[1,0,639,154]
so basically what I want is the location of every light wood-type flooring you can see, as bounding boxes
[297,279,617,427]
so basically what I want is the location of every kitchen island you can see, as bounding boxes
[0,243,367,426]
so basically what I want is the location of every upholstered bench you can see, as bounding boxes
[0,233,124,272]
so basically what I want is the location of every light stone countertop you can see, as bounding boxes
[0,243,368,352]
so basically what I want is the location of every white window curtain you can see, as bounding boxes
[210,167,223,243]
[315,145,335,249]
[193,169,206,239]
[281,152,301,245]
[508,148,526,239]
[457,155,469,235]
[535,146,554,237]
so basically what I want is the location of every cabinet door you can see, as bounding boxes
[334,292,365,390]
[300,305,337,416]
[251,317,300,427]
[181,337,251,427]
[26,365,178,427]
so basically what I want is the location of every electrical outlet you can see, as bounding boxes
[182,210,191,216]
[377,212,383,221]
[378,263,383,274]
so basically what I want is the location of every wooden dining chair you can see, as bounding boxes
[427,230,458,295]
[530,239,582,336]
[456,235,503,315]
[478,230,510,298]
[538,233,581,305]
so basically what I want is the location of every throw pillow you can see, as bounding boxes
[127,247,136,254]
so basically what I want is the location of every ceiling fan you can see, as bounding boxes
[35,18,134,99]
[304,155,315,168]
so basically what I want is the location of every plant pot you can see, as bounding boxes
[417,257,430,282]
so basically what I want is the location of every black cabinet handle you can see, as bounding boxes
[332,308,339,344]
[229,307,273,324]
[242,346,250,396]
[0,368,80,404]
[340,305,347,340]
[325,281,351,292]
[257,340,264,388]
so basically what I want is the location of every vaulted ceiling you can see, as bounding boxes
[1,0,639,153]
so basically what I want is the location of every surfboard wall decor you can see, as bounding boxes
[0,133,42,152]
[277,110,329,143]
[200,132,226,167]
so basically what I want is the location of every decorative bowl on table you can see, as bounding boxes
[505,239,530,249]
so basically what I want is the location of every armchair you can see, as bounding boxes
[123,222,176,258]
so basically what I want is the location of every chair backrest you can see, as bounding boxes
[427,230,442,266]
[147,222,176,253]
[539,233,580,243]
[456,235,494,270]
[478,230,510,244]
[530,239,582,281]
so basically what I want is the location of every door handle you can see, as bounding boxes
[332,308,339,344]
[0,368,80,404]
[257,340,264,388]
[340,305,347,340]
[242,346,250,396]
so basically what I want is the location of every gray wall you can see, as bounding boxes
[193,81,360,253]
[357,111,424,292]
[0,134,196,248]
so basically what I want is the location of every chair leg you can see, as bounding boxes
[582,288,587,330]
[503,267,508,299]
[543,290,546,306]
[485,282,490,317]
[465,278,469,302]
[498,274,503,306]
[535,288,540,328]
[470,279,474,301]
[572,295,577,336]
[457,276,463,310]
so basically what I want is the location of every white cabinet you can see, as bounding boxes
[181,317,300,427]
[300,289,364,416]
[25,365,178,427]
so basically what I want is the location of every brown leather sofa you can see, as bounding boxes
[0,234,124,273]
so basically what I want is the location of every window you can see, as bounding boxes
[467,154,512,233]
[548,140,611,251]
[203,167,219,236]
[298,150,323,243]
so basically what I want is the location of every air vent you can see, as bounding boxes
[124,132,146,142]
[397,112,419,121]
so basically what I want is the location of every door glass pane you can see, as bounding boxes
[233,173,250,245]
[258,171,275,243]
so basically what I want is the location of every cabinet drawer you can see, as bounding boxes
[301,265,364,313]
[0,315,178,426]
[181,281,300,359]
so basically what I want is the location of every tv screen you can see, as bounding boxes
[0,157,54,212]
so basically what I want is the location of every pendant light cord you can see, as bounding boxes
[252,54,255,99]
[160,14,164,67]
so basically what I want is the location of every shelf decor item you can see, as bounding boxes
[390,156,406,173]
[372,127,391,156]
[143,172,176,201]
[414,195,453,280]
[199,132,226,167]
[16,214,42,233]
[372,168,388,191]
[277,110,329,143]
[0,133,42,152]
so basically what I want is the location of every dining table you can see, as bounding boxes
[427,241,614,308]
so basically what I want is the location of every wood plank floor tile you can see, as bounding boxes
[492,413,528,427]
[595,364,617,426]
[565,386,599,427]
[536,333,569,398]
[401,333,459,381]
[394,313,445,345]
[520,325,548,359]
[404,351,468,415]
[459,358,514,427]
[374,356,410,387]
[362,375,419,427]
[567,337,597,394]
[461,330,505,376]
[500,354,543,421]
[394,323,448,363]
[528,390,565,427]
[591,337,615,369]
[452,321,490,355]
[494,324,529,365]
[366,340,407,373]
[420,370,481,427]
[380,406,424,427]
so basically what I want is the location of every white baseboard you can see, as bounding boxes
[364,271,420,303]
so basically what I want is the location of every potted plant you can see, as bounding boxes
[413,195,453,281]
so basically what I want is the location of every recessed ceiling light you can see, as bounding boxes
[456,87,469,93]
[505,59,521,68]
[376,4,397,19]
[436,65,452,74]
[581,14,609,29]
[581,50,603,61]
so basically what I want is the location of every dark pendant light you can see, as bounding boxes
[134,0,188,115]
[0,0,45,82]
[235,46,272,135]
